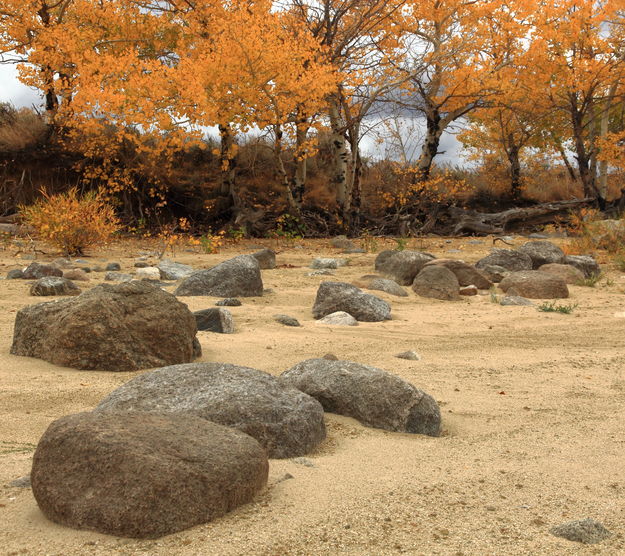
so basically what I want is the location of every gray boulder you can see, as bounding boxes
[174,255,263,297]
[62,268,90,282]
[424,259,492,289]
[281,358,441,437]
[7,269,24,279]
[564,255,601,278]
[500,295,534,306]
[311,258,347,270]
[412,266,460,301]
[105,262,121,271]
[516,240,565,269]
[30,277,81,297]
[11,281,200,371]
[355,275,408,297]
[478,264,508,283]
[274,314,301,327]
[499,270,569,299]
[31,412,268,538]
[476,249,532,272]
[312,282,391,322]
[157,259,194,280]
[194,308,234,333]
[104,271,133,282]
[22,262,63,280]
[375,250,435,285]
[251,249,276,270]
[95,362,326,458]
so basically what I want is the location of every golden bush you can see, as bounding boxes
[20,188,120,255]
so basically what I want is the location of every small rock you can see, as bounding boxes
[275,473,295,484]
[479,264,509,283]
[395,350,421,361]
[9,475,31,488]
[355,275,408,297]
[194,308,234,333]
[564,255,601,278]
[157,259,194,281]
[308,270,335,276]
[310,258,347,270]
[316,311,358,326]
[251,249,276,270]
[74,259,89,265]
[216,298,241,307]
[500,295,534,306]
[62,269,90,282]
[30,277,81,297]
[330,236,355,250]
[22,262,63,280]
[468,240,484,245]
[104,271,133,282]
[6,269,24,279]
[550,518,611,544]
[313,282,391,322]
[52,258,72,268]
[105,262,121,272]
[134,261,149,268]
[343,248,366,254]
[322,353,339,360]
[292,457,316,468]
[528,233,549,239]
[499,270,569,299]
[459,285,478,296]
[135,267,161,281]
[274,314,301,327]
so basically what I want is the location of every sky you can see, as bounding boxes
[0,63,467,165]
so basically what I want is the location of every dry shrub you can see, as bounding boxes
[566,207,625,254]
[0,105,47,152]
[21,188,120,255]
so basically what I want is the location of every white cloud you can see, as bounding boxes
[0,64,42,108]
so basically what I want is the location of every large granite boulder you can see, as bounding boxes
[374,250,435,285]
[174,255,263,297]
[412,265,460,301]
[564,255,601,278]
[424,259,493,289]
[516,240,565,269]
[31,412,268,538]
[475,248,532,272]
[281,358,441,437]
[312,282,391,322]
[30,277,81,296]
[499,270,569,299]
[95,362,326,458]
[11,281,200,371]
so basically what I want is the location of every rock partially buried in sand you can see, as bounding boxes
[95,362,326,458]
[499,270,569,299]
[311,257,347,270]
[30,277,81,297]
[550,518,611,544]
[355,275,408,297]
[412,265,460,301]
[174,255,263,297]
[316,311,358,326]
[312,282,391,322]
[11,281,200,371]
[281,358,441,437]
[193,308,234,333]
[31,412,268,538]
[157,259,194,280]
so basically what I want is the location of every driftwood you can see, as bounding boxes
[447,198,594,236]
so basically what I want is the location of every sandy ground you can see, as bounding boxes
[0,236,624,556]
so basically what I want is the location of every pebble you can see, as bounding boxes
[216,298,242,307]
[395,350,421,361]
[292,457,315,468]
[274,314,302,327]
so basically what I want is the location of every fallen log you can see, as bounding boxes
[448,198,594,236]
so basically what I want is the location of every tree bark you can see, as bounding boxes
[328,95,350,226]
[218,123,240,211]
[273,124,301,215]
[506,143,522,199]
[415,109,443,181]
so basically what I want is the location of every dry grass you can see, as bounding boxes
[0,104,47,152]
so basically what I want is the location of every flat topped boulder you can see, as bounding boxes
[499,270,569,299]
[312,281,391,322]
[476,248,532,272]
[174,255,263,297]
[374,250,435,285]
[31,412,268,539]
[157,259,194,280]
[516,240,565,269]
[538,263,584,284]
[95,362,326,458]
[354,275,408,297]
[281,358,441,437]
[424,259,492,290]
[11,281,200,371]
[30,276,81,297]
[22,262,63,280]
